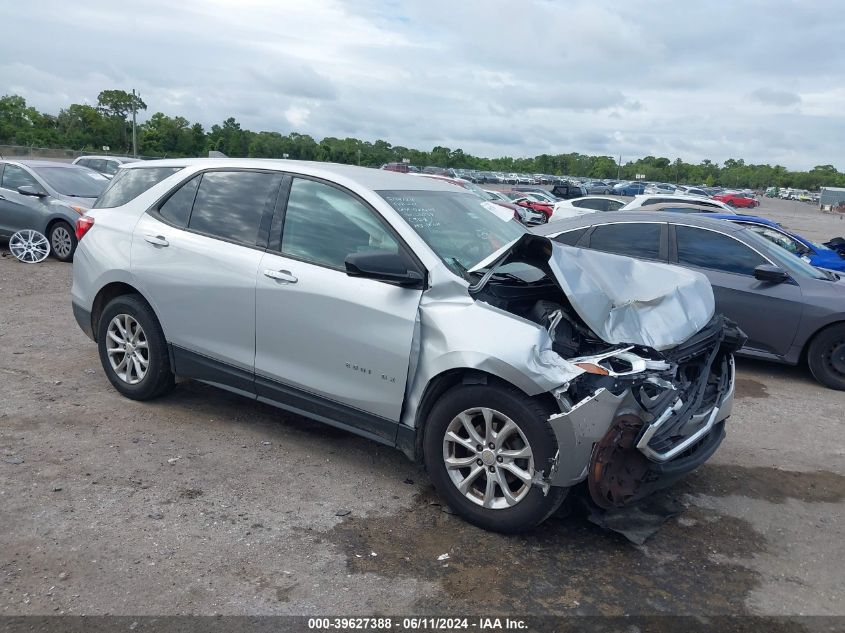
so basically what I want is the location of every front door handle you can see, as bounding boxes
[144,234,169,247]
[263,269,298,283]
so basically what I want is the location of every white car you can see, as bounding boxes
[550,196,627,221]
[677,186,710,197]
[643,183,677,194]
[621,194,734,213]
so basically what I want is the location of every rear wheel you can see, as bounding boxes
[97,295,175,400]
[49,221,77,262]
[807,324,845,390]
[423,382,566,533]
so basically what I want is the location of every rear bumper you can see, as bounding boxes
[72,301,94,340]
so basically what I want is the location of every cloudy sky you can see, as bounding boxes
[2,0,843,169]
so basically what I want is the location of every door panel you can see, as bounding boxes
[255,176,423,422]
[0,165,46,235]
[131,212,263,371]
[671,224,803,357]
[255,252,421,422]
[698,270,803,357]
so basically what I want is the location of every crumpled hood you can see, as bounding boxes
[472,234,715,351]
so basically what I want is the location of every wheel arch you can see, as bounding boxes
[44,215,75,237]
[801,319,845,363]
[90,281,157,343]
[402,367,558,462]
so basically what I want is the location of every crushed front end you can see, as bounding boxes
[467,234,747,508]
[552,316,746,508]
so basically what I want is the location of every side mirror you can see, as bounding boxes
[754,264,790,283]
[17,185,46,197]
[345,251,425,288]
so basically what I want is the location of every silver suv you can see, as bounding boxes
[71,159,743,533]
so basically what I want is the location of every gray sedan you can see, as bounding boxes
[534,211,845,390]
[0,160,109,261]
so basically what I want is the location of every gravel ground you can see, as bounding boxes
[0,197,843,617]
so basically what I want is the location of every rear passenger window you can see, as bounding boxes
[188,171,282,245]
[575,199,608,211]
[158,176,200,227]
[281,178,399,269]
[94,167,182,208]
[589,223,662,260]
[676,226,766,275]
[554,228,588,246]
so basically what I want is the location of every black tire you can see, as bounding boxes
[97,294,175,400]
[423,382,567,533]
[807,324,845,391]
[49,221,77,262]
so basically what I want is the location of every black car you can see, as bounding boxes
[550,182,588,199]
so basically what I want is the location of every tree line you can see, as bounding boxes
[1,89,842,190]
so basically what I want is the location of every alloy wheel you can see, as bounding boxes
[9,230,50,263]
[442,407,534,509]
[106,314,149,385]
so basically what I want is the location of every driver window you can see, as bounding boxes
[1,164,40,191]
[281,178,399,270]
[748,225,801,254]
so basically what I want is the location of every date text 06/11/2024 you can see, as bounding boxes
[307,617,528,630]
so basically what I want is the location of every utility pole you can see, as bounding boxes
[131,88,138,158]
[617,155,622,180]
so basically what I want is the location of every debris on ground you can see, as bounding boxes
[584,491,685,545]
[437,553,450,561]
[335,509,351,517]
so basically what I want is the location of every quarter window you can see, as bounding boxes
[1,164,39,191]
[589,223,662,260]
[188,171,282,245]
[281,178,399,269]
[675,226,766,275]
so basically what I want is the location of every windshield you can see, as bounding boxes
[378,190,527,275]
[741,228,829,280]
[33,166,108,197]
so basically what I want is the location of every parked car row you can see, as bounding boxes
[5,157,842,536]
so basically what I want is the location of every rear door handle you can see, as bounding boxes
[144,234,169,247]
[263,269,298,283]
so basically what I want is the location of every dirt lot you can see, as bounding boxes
[1,197,844,617]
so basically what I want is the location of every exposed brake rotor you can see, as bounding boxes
[588,414,652,509]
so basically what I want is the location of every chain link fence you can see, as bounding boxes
[0,145,162,163]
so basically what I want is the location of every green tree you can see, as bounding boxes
[97,89,147,151]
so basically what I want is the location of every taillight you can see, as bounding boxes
[75,216,95,241]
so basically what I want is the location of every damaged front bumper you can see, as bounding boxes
[541,316,742,508]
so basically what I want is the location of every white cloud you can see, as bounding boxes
[1,0,843,169]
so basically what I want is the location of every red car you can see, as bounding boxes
[499,191,554,219]
[712,193,759,208]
